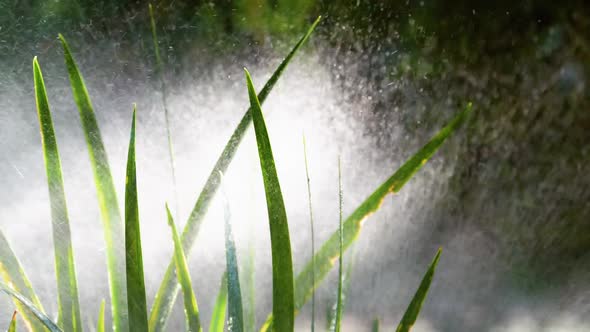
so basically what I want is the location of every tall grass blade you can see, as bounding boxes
[395,249,442,332]
[209,272,228,332]
[33,56,83,332]
[372,318,379,332]
[219,172,244,332]
[334,157,343,332]
[58,34,127,332]
[124,108,148,332]
[149,3,178,216]
[245,68,295,332]
[0,282,62,332]
[97,300,106,332]
[327,250,355,332]
[165,205,202,332]
[0,232,45,331]
[302,135,316,332]
[260,103,472,331]
[7,311,17,332]
[149,17,321,331]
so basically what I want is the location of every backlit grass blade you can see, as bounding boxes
[219,171,244,332]
[372,318,379,332]
[0,282,62,332]
[7,311,17,332]
[209,272,228,332]
[0,231,45,331]
[149,3,178,216]
[165,204,202,332]
[245,68,295,332]
[302,135,316,332]
[260,103,472,331]
[33,56,83,332]
[149,17,321,332]
[124,108,148,332]
[97,300,106,332]
[395,249,442,332]
[58,34,127,332]
[334,158,343,332]
[327,250,355,332]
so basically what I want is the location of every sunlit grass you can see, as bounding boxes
[0,13,471,332]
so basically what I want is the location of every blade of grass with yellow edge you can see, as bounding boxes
[97,300,106,332]
[165,204,202,332]
[33,56,83,332]
[245,68,294,332]
[395,249,442,332]
[58,34,127,332]
[219,171,244,332]
[148,3,178,216]
[302,134,316,332]
[259,103,473,331]
[209,272,228,332]
[0,231,45,332]
[0,282,62,332]
[124,108,148,332]
[149,16,321,332]
[7,311,17,332]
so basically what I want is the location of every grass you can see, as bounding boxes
[0,13,471,332]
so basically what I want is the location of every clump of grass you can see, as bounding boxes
[0,13,471,332]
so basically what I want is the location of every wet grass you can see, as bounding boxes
[0,12,471,332]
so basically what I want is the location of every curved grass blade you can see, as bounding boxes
[124,108,148,332]
[58,34,127,332]
[165,204,202,332]
[396,249,442,332]
[219,172,244,332]
[260,103,473,331]
[334,158,343,332]
[97,300,106,332]
[209,272,228,332]
[0,231,45,331]
[245,69,294,332]
[149,3,178,216]
[302,135,316,332]
[33,56,83,332]
[7,311,17,332]
[149,17,321,332]
[0,282,62,332]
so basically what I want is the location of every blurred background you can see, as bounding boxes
[1,0,589,331]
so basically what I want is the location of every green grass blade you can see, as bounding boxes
[97,300,106,332]
[371,318,379,332]
[149,17,320,332]
[58,34,127,332]
[209,272,228,332]
[327,250,355,332]
[0,282,62,332]
[165,205,202,332]
[7,311,17,332]
[395,249,442,332]
[260,103,472,331]
[33,56,83,332]
[124,108,148,332]
[0,231,45,331]
[149,3,178,216]
[302,135,316,332]
[334,158,343,332]
[245,69,295,332]
[219,172,244,332]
